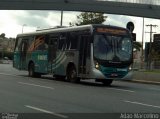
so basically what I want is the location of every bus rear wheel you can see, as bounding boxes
[54,75,65,80]
[67,65,80,83]
[102,79,113,86]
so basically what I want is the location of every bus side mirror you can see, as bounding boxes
[132,33,136,41]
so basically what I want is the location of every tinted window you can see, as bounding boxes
[58,33,66,50]
[69,32,78,49]
[35,35,48,51]
[49,34,59,46]
[14,37,22,52]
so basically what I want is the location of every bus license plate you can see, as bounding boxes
[111,73,118,77]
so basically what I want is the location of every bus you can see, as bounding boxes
[13,24,133,86]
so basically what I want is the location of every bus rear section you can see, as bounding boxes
[13,35,49,76]
[13,27,92,81]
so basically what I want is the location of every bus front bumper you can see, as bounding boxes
[90,68,133,80]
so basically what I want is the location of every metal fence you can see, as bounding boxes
[132,60,160,71]
[105,0,160,5]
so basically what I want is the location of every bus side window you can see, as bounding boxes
[35,35,47,51]
[48,34,59,62]
[44,35,49,50]
[69,32,78,49]
[21,39,28,52]
[79,35,91,58]
[45,35,49,46]
[58,33,66,50]
[49,34,58,46]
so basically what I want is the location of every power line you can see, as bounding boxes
[145,24,158,70]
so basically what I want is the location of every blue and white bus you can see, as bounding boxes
[13,24,133,86]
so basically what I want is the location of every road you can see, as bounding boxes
[0,64,160,119]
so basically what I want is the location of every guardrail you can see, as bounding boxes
[108,0,160,5]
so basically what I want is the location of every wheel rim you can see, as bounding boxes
[70,70,76,79]
[30,68,33,76]
[67,66,77,82]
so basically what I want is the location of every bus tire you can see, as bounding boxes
[54,75,65,80]
[28,63,35,77]
[35,73,41,78]
[102,79,113,86]
[67,65,80,83]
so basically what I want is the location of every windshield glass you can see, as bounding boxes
[94,34,132,62]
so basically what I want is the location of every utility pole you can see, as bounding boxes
[146,24,158,70]
[60,11,63,26]
[22,24,27,33]
[141,17,144,69]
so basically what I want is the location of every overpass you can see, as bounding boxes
[0,0,160,19]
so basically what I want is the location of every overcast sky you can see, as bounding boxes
[1,10,160,44]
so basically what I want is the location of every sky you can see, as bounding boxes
[1,10,160,45]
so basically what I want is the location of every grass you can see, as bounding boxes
[142,70,160,74]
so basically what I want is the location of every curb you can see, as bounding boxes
[128,79,160,85]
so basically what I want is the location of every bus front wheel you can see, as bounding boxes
[102,79,113,86]
[67,65,80,83]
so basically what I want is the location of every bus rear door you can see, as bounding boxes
[13,38,28,70]
[48,34,58,73]
[13,38,21,70]
[20,38,28,70]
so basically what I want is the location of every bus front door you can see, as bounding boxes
[48,36,58,73]
[79,35,89,74]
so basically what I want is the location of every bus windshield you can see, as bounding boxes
[93,34,132,62]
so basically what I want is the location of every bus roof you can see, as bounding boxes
[16,24,127,37]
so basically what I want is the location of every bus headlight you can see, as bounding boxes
[95,62,100,69]
[129,65,132,71]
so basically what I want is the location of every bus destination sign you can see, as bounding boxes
[96,28,127,35]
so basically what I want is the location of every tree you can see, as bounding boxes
[133,42,142,51]
[0,33,5,38]
[70,12,107,26]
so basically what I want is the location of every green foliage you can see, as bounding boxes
[151,49,160,60]
[0,33,5,38]
[133,42,142,51]
[0,51,13,60]
[70,12,107,26]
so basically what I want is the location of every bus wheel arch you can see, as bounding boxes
[28,61,41,78]
[66,62,80,83]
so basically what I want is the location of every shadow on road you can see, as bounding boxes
[16,74,133,91]
[18,74,134,90]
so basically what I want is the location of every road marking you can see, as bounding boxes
[0,72,18,77]
[18,82,54,90]
[109,88,135,93]
[25,105,68,118]
[124,100,160,109]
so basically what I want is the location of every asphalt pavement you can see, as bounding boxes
[0,64,160,119]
